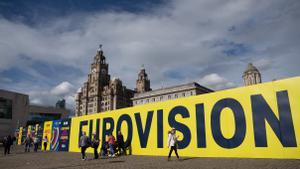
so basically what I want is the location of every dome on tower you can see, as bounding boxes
[244,63,259,74]
[242,63,262,86]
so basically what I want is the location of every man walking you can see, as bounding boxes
[91,133,100,159]
[3,135,12,155]
[23,134,33,152]
[33,136,39,152]
[79,132,90,160]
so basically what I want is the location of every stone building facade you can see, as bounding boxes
[75,47,134,116]
[132,67,213,106]
[132,81,213,106]
[243,63,262,86]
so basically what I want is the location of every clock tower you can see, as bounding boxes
[75,45,135,116]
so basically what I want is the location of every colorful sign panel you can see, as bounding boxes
[58,119,71,151]
[68,77,300,159]
[50,119,71,151]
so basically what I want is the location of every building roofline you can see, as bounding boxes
[0,89,29,97]
[132,82,213,100]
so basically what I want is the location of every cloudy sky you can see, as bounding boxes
[0,0,299,111]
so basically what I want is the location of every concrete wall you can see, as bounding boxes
[0,89,29,139]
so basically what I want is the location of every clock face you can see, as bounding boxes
[101,69,106,74]
[92,68,97,73]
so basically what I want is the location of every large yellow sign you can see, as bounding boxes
[67,77,300,159]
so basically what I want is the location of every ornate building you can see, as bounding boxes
[243,63,262,86]
[132,67,213,106]
[76,45,214,116]
[75,46,134,116]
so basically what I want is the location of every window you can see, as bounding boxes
[168,95,171,99]
[152,98,155,102]
[175,94,178,98]
[0,97,12,119]
[182,93,185,97]
[160,96,163,101]
[146,99,149,103]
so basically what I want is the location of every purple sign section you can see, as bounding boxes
[58,119,71,151]
[50,120,60,151]
[49,119,71,151]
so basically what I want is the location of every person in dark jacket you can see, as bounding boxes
[23,134,33,152]
[91,133,100,159]
[3,135,13,155]
[100,141,109,157]
[117,131,126,155]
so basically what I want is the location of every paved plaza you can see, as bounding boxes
[0,146,299,169]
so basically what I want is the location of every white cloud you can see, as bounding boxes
[50,81,75,97]
[28,81,76,111]
[199,73,236,90]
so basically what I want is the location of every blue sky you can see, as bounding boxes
[0,0,299,111]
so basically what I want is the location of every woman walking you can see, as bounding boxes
[167,128,179,161]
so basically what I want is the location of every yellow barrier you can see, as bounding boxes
[66,76,300,159]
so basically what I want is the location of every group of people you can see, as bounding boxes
[22,134,48,153]
[79,131,127,160]
[3,128,180,161]
[2,135,16,155]
[79,127,180,161]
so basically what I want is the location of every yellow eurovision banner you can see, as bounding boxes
[17,127,23,145]
[42,121,52,150]
[66,76,300,159]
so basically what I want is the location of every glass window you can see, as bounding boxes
[0,97,12,119]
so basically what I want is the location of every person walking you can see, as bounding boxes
[23,134,33,152]
[6,135,13,155]
[79,132,90,160]
[43,136,48,151]
[33,136,39,152]
[108,133,116,157]
[168,128,180,161]
[91,133,100,159]
[3,135,12,155]
[117,131,126,155]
